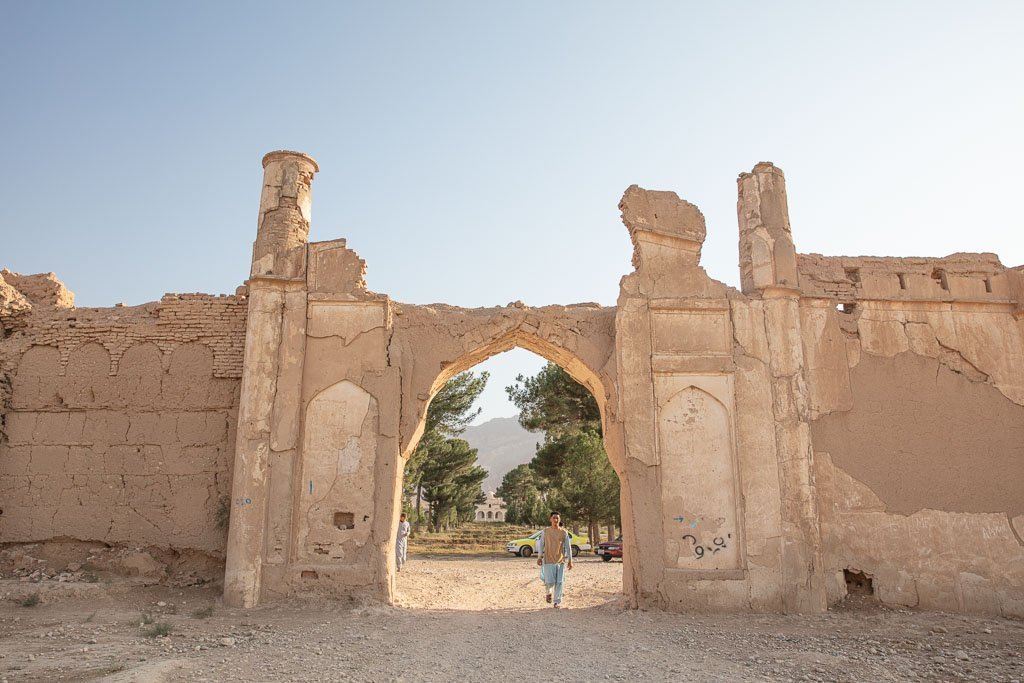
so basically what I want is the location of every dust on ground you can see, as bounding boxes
[393,553,621,610]
[1,555,1022,682]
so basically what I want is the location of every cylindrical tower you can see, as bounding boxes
[252,151,319,279]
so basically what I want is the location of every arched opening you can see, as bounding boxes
[393,338,625,611]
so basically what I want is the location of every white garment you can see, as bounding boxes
[396,520,411,570]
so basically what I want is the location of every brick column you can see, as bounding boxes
[224,151,318,608]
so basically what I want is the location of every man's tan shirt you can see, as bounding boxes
[542,526,568,564]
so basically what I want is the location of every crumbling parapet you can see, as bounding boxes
[619,184,706,270]
[1,270,74,310]
[0,278,32,335]
[797,252,1016,304]
[308,239,372,298]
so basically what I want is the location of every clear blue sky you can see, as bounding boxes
[2,2,1022,421]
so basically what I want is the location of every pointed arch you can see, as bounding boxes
[295,379,379,563]
[394,305,620,473]
[658,385,742,571]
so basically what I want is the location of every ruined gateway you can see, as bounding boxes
[1,151,1022,615]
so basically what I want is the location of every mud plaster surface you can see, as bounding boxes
[812,351,1024,518]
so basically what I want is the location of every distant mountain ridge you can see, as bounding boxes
[462,416,543,493]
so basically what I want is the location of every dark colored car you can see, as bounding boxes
[596,536,623,562]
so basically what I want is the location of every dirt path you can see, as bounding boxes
[394,554,622,610]
[1,555,1022,682]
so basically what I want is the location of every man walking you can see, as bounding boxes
[396,513,411,572]
[536,511,573,608]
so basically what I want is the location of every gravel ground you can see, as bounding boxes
[0,555,1022,682]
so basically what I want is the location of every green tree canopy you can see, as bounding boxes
[505,363,600,435]
[550,430,620,530]
[453,464,489,524]
[425,371,490,438]
[404,371,489,531]
[419,438,486,532]
[497,463,546,526]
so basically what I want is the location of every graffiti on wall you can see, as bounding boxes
[658,381,742,570]
[672,512,732,560]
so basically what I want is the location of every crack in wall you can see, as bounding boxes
[1006,513,1024,547]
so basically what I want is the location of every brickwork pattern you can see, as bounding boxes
[16,294,248,379]
[0,291,246,557]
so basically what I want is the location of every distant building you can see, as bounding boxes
[475,492,506,522]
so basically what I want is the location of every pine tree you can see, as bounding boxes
[497,463,546,525]
[419,438,483,532]
[403,371,488,532]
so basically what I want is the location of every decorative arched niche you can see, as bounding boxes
[657,383,742,572]
[63,342,113,407]
[295,380,379,563]
[11,345,61,409]
[113,342,163,408]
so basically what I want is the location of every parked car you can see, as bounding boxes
[505,530,591,557]
[596,536,623,562]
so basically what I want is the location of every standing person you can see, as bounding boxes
[536,511,573,608]
[396,513,411,572]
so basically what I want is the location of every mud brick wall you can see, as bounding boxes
[0,292,246,557]
[797,253,1024,616]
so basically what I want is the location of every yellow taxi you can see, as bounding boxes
[505,529,591,558]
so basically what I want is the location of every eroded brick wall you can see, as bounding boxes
[798,253,1024,616]
[0,284,245,564]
